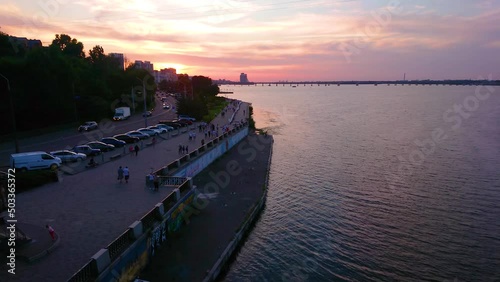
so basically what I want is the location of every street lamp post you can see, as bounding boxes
[136,77,148,127]
[0,73,19,153]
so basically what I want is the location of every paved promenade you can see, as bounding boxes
[138,132,273,282]
[0,100,249,282]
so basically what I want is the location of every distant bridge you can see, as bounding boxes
[218,80,500,86]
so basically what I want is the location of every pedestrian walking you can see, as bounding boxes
[46,225,56,241]
[134,145,139,156]
[148,172,154,190]
[201,139,205,146]
[117,166,124,183]
[178,144,182,155]
[186,145,188,153]
[129,145,134,156]
[123,166,130,183]
[152,137,156,148]
[153,174,160,191]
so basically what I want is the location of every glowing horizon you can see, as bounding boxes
[2,0,500,81]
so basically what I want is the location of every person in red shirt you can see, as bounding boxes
[46,225,56,241]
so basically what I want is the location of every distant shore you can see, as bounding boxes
[218,79,500,86]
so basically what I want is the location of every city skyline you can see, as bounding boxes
[1,0,499,81]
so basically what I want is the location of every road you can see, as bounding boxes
[0,95,178,166]
[0,99,249,282]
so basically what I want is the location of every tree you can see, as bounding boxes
[0,31,21,57]
[192,75,219,98]
[88,45,105,65]
[51,34,85,58]
[177,74,192,97]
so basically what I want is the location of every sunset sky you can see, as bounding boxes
[1,0,499,81]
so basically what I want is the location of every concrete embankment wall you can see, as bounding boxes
[68,123,250,282]
[172,127,249,178]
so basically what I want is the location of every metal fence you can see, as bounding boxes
[106,229,132,261]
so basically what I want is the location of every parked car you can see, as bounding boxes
[78,121,98,132]
[173,119,192,126]
[137,128,158,137]
[156,124,174,131]
[101,137,127,148]
[113,134,139,144]
[178,115,196,122]
[177,119,193,125]
[142,111,152,117]
[158,121,183,129]
[147,126,167,134]
[87,141,115,152]
[50,150,86,163]
[10,151,62,172]
[72,145,101,156]
[126,131,149,140]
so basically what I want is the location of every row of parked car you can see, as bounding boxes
[54,117,197,163]
[10,116,198,172]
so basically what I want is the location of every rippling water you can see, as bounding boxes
[221,85,500,282]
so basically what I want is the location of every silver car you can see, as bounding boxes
[147,126,167,134]
[137,128,159,137]
[126,131,149,140]
[50,150,87,162]
[156,124,174,132]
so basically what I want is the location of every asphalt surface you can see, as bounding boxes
[0,95,178,167]
[0,98,249,282]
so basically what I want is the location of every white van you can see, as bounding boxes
[10,151,62,172]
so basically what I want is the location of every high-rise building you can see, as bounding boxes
[154,68,178,84]
[109,53,125,70]
[9,36,42,50]
[240,73,249,83]
[134,60,154,74]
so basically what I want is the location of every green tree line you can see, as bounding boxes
[159,74,221,121]
[0,32,155,135]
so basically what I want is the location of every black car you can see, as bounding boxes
[159,120,183,129]
[101,137,127,148]
[142,111,152,117]
[87,141,115,152]
[175,119,193,125]
[113,134,140,144]
[72,145,101,156]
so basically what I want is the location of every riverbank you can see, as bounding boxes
[138,131,273,281]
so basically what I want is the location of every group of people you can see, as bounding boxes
[129,145,140,156]
[148,172,160,191]
[117,166,130,183]
[188,131,197,141]
[178,144,189,155]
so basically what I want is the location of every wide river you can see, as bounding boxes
[221,84,500,281]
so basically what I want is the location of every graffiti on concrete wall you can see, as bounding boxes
[150,221,167,257]
[168,193,194,233]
